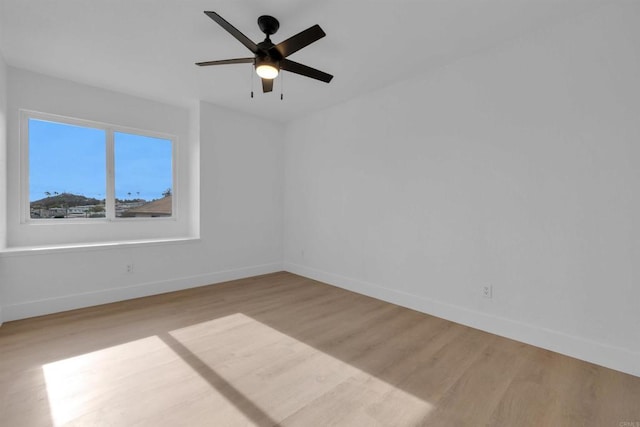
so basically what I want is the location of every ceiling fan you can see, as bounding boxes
[196,11,333,94]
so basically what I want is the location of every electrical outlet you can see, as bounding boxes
[482,285,492,299]
[126,264,134,273]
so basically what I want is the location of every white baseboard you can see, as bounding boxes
[284,261,639,378]
[2,262,283,322]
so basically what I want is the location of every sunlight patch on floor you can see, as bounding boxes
[41,312,433,425]
[41,332,254,426]
[169,313,434,425]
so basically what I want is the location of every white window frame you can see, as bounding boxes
[20,109,177,224]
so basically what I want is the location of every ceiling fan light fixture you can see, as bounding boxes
[255,56,279,79]
[256,63,279,79]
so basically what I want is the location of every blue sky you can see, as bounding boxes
[29,119,172,202]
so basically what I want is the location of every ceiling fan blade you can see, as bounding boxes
[262,78,274,93]
[272,24,326,58]
[204,11,259,54]
[281,59,333,83]
[196,57,254,66]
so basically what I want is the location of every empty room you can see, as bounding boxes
[1,1,639,426]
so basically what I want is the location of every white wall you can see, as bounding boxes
[0,51,7,323]
[0,50,6,251]
[284,3,640,376]
[197,101,284,274]
[0,74,283,321]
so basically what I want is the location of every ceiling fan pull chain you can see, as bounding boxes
[281,72,284,101]
[250,64,254,98]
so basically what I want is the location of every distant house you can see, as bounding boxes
[115,200,146,216]
[49,207,67,218]
[67,205,94,217]
[120,195,172,218]
[67,207,88,216]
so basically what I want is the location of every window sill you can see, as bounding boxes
[0,237,200,257]
[23,216,177,225]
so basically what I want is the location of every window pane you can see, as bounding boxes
[29,119,106,219]
[114,132,173,218]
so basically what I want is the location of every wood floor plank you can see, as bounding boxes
[0,272,638,427]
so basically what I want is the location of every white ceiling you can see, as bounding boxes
[0,0,607,123]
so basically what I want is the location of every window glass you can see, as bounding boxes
[29,118,106,219]
[114,132,173,218]
[25,114,175,221]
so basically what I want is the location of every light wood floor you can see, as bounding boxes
[1,272,638,426]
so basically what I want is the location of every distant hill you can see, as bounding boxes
[30,193,102,209]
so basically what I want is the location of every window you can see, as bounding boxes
[23,111,175,222]
[114,132,173,218]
